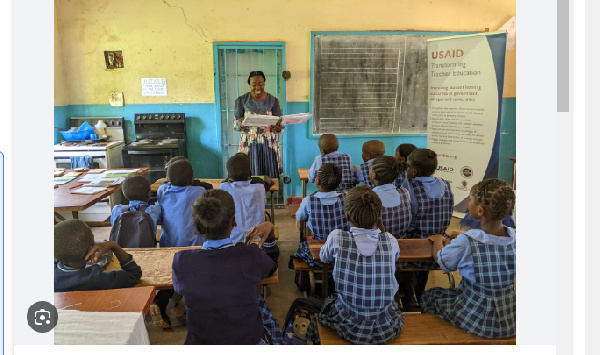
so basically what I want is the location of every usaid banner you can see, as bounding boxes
[427,32,507,214]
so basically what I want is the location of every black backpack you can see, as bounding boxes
[281,297,324,345]
[109,205,156,248]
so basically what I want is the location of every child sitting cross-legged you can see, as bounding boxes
[109,175,161,248]
[421,178,516,338]
[172,189,283,344]
[54,220,142,292]
[306,185,404,345]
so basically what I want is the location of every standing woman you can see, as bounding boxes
[234,71,283,178]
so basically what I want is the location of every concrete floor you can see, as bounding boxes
[91,206,463,345]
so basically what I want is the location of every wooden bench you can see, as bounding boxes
[292,259,324,297]
[317,314,516,345]
[288,203,300,218]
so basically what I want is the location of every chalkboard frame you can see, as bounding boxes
[309,31,474,139]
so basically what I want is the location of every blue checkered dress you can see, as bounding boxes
[309,231,404,344]
[322,154,355,192]
[393,171,408,189]
[381,187,412,239]
[357,161,376,188]
[309,194,350,240]
[421,237,516,338]
[257,293,284,344]
[407,179,454,238]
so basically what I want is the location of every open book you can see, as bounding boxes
[243,113,311,127]
[84,177,125,187]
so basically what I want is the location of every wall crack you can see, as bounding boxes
[161,0,209,42]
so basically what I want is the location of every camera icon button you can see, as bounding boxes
[27,301,58,333]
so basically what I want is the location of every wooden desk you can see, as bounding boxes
[54,286,156,317]
[54,168,148,220]
[151,177,280,224]
[317,314,516,345]
[106,247,278,292]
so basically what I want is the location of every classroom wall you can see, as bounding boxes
[54,0,516,196]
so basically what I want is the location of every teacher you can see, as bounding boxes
[234,70,284,178]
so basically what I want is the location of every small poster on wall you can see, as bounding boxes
[141,78,168,96]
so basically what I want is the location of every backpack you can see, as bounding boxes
[109,205,156,248]
[281,297,324,345]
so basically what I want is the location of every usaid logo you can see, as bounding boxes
[431,49,464,59]
[437,166,454,172]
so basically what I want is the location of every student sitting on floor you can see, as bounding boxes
[356,140,385,189]
[306,185,404,345]
[109,175,162,248]
[220,154,266,244]
[401,148,454,304]
[393,143,417,188]
[308,134,355,193]
[421,178,516,339]
[172,189,283,345]
[54,220,142,292]
[369,156,412,239]
[291,163,351,267]
[163,156,213,191]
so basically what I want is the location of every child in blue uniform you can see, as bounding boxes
[292,163,351,268]
[369,156,411,238]
[172,189,283,345]
[421,178,516,338]
[164,156,213,191]
[355,140,385,188]
[306,185,404,345]
[110,175,162,243]
[308,134,355,193]
[401,148,454,304]
[54,220,142,292]
[220,154,266,244]
[393,143,417,188]
[154,160,206,329]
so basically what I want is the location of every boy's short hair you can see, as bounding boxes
[317,163,342,191]
[54,219,94,264]
[234,152,250,160]
[167,160,194,186]
[344,185,382,229]
[363,140,386,157]
[192,190,236,240]
[122,176,151,201]
[396,143,417,159]
[165,156,188,171]
[318,134,339,155]
[407,148,437,177]
[226,155,251,181]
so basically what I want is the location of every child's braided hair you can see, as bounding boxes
[317,163,342,191]
[371,155,403,185]
[344,185,382,228]
[471,178,515,220]
[407,148,437,177]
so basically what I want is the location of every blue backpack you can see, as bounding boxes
[109,205,156,248]
[282,297,324,345]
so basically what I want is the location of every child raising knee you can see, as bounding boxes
[172,190,283,344]
[356,140,385,188]
[308,134,355,193]
[421,179,516,338]
[306,185,404,345]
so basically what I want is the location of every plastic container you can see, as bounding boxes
[95,120,108,138]
[60,129,94,141]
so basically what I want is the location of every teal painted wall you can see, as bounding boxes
[54,98,516,197]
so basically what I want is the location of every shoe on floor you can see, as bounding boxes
[150,304,171,329]
[170,299,186,317]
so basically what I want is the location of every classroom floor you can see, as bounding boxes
[91,206,463,345]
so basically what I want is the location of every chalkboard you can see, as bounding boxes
[311,32,453,135]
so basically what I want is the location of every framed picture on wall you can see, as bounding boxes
[104,50,124,69]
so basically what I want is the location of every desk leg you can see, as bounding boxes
[72,211,79,219]
[270,192,275,225]
[54,212,65,225]
[302,180,307,199]
[300,221,306,243]
[322,263,330,299]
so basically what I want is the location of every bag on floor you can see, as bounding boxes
[282,296,324,345]
[109,205,156,248]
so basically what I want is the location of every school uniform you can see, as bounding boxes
[421,228,516,338]
[402,177,454,238]
[393,170,408,189]
[308,151,356,192]
[54,255,141,292]
[172,238,283,345]
[295,191,350,240]
[372,184,412,238]
[355,158,376,188]
[157,183,206,247]
[110,200,162,236]
[307,228,404,345]
[219,181,266,244]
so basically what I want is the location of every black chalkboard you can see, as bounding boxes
[311,32,458,135]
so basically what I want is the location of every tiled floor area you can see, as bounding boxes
[91,206,463,345]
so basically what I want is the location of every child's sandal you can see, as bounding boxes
[150,304,171,329]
